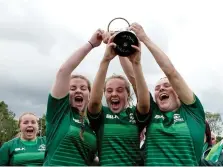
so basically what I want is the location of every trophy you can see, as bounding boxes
[107,17,139,57]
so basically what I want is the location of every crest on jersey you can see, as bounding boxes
[38,144,46,151]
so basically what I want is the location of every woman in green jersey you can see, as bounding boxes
[43,29,103,166]
[119,23,206,166]
[87,34,150,166]
[0,112,46,166]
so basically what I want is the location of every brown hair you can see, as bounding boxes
[104,74,133,106]
[70,74,91,140]
[205,121,212,146]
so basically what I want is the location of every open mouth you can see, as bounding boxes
[159,93,169,101]
[74,96,83,106]
[26,129,34,134]
[111,99,120,110]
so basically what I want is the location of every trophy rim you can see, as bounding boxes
[107,17,130,32]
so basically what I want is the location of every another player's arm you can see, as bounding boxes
[88,36,117,114]
[119,57,137,99]
[52,30,103,99]
[131,23,194,104]
[128,43,150,115]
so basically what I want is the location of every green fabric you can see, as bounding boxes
[0,136,46,166]
[205,140,223,162]
[20,139,38,145]
[141,94,205,166]
[201,158,223,166]
[43,94,97,166]
[203,142,209,155]
[88,106,145,166]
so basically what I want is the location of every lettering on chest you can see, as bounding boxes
[173,114,184,123]
[154,114,165,120]
[73,118,89,125]
[106,114,119,119]
[15,147,25,151]
[106,113,136,124]
[154,113,184,123]
[14,144,46,152]
[73,118,81,123]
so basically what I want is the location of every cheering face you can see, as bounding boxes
[105,78,128,113]
[69,78,90,112]
[154,78,180,112]
[211,132,216,145]
[20,114,38,140]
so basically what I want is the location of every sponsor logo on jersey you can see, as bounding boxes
[106,114,119,119]
[15,147,25,151]
[154,114,184,123]
[73,118,81,124]
[154,114,165,120]
[173,113,184,123]
[38,144,46,151]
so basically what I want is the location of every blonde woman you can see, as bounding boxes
[0,112,46,166]
[43,29,103,166]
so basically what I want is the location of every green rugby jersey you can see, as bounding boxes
[43,94,97,166]
[0,136,46,166]
[88,106,146,166]
[141,94,205,166]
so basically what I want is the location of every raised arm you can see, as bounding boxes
[88,36,117,114]
[103,32,138,97]
[130,23,194,104]
[51,29,103,98]
[127,42,150,114]
[119,57,137,98]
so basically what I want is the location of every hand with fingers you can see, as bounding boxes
[89,29,104,48]
[102,31,116,44]
[103,34,117,62]
[127,41,141,65]
[129,23,148,43]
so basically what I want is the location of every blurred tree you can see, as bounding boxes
[38,114,46,136]
[216,136,222,143]
[0,101,18,146]
[205,112,223,136]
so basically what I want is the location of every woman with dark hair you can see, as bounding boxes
[203,121,213,158]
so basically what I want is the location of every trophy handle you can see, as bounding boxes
[107,17,130,32]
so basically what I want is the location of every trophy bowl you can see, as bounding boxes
[107,17,139,57]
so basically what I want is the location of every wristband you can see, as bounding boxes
[88,41,94,48]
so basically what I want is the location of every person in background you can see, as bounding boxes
[211,132,217,145]
[203,121,213,158]
[0,112,46,166]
